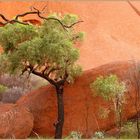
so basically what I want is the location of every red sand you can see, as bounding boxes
[0,1,140,70]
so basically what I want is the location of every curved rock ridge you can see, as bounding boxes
[0,104,34,139]
[17,60,140,137]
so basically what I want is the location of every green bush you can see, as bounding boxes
[64,131,83,139]
[0,74,49,103]
[120,121,137,139]
[93,131,105,139]
[0,84,7,93]
[90,74,126,101]
[90,74,127,138]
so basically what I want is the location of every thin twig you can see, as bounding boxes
[41,5,48,12]
[0,6,83,30]
[0,14,9,22]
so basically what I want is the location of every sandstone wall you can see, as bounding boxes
[0,1,140,70]
[17,61,140,137]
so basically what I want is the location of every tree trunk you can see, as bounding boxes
[54,85,64,139]
[117,110,122,139]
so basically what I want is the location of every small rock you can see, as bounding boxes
[0,104,33,138]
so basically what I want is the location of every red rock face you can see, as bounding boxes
[23,19,41,25]
[0,1,140,70]
[17,61,140,138]
[0,104,34,138]
[1,1,140,138]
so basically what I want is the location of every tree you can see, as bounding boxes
[0,10,84,138]
[128,60,140,138]
[90,74,126,138]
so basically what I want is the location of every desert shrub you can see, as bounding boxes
[103,121,138,139]
[65,131,83,139]
[0,74,30,103]
[90,74,127,138]
[93,131,105,139]
[0,74,30,88]
[0,74,48,103]
[1,86,27,103]
[0,84,7,93]
[120,121,137,139]
[90,74,126,101]
[0,84,8,101]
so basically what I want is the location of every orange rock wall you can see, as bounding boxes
[0,104,33,138]
[0,1,140,70]
[1,1,140,138]
[17,61,140,137]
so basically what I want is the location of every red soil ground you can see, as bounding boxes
[0,1,140,70]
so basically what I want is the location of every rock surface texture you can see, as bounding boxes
[0,104,34,138]
[17,61,140,137]
[0,1,140,70]
[1,0,140,138]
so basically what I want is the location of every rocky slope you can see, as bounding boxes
[0,104,33,138]
[17,60,140,137]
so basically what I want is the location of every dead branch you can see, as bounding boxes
[0,6,83,30]
[127,0,140,16]
[46,67,61,77]
[0,14,9,22]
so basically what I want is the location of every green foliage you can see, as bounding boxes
[0,23,37,53]
[0,54,9,74]
[120,121,137,139]
[90,74,126,101]
[0,13,83,82]
[0,84,7,93]
[65,131,83,139]
[93,131,105,139]
[67,65,82,83]
[62,14,79,25]
[104,121,138,139]
[91,74,127,134]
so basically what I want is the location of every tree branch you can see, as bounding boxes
[19,67,28,77]
[56,69,68,85]
[0,21,4,26]
[46,67,61,77]
[0,14,9,22]
[28,64,57,86]
[127,0,140,16]
[0,6,83,30]
[15,11,38,20]
[41,5,47,12]
[41,64,49,75]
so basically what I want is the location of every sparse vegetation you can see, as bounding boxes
[90,74,127,138]
[0,3,139,139]
[0,12,83,138]
[28,119,139,139]
[93,131,105,139]
[64,131,83,139]
[0,84,7,93]
[0,74,48,103]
